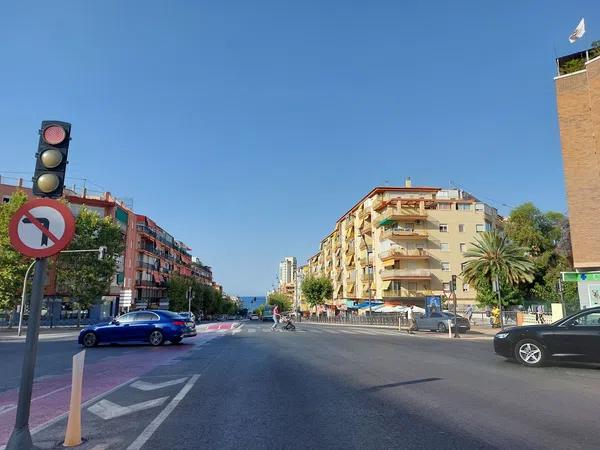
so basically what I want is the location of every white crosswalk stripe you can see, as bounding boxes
[233,325,400,336]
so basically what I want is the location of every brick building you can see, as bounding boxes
[555,46,600,308]
[1,176,216,318]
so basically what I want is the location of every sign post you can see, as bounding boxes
[6,199,75,450]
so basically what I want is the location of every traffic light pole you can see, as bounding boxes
[7,258,48,450]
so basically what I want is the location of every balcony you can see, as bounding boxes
[357,208,371,220]
[345,241,356,255]
[381,229,428,241]
[137,261,159,271]
[377,208,427,226]
[381,269,432,280]
[346,270,356,281]
[382,289,431,298]
[135,280,157,287]
[379,248,430,261]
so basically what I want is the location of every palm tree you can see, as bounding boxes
[461,231,534,329]
[461,231,535,287]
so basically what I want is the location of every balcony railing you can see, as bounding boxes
[379,248,429,260]
[381,229,428,241]
[381,269,431,280]
[135,280,157,287]
[382,289,431,298]
[357,208,371,220]
[377,208,427,226]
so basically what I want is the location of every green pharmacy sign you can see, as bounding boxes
[561,272,600,282]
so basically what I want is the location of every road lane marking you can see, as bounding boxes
[89,397,168,420]
[319,329,339,334]
[0,384,71,416]
[29,376,141,437]
[130,377,188,391]
[247,328,256,333]
[127,374,200,450]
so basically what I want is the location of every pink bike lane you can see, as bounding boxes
[0,333,218,447]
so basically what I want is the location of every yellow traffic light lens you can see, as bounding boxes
[40,149,63,168]
[37,173,60,193]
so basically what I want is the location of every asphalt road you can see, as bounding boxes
[1,322,600,449]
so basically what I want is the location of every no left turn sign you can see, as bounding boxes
[9,198,75,258]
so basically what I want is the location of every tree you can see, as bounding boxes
[462,231,535,308]
[0,191,31,325]
[56,207,124,326]
[267,292,292,312]
[301,276,333,313]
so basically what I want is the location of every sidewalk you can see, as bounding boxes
[0,327,80,342]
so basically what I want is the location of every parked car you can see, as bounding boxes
[415,311,470,333]
[250,314,259,320]
[494,306,600,367]
[78,310,196,347]
[178,311,196,323]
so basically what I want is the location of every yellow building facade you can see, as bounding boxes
[304,183,502,310]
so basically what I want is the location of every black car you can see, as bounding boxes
[494,306,600,367]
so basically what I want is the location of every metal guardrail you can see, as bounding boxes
[303,314,409,327]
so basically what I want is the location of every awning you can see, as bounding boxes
[382,280,392,290]
[383,260,395,267]
[378,218,394,227]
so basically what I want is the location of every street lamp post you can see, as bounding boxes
[360,233,372,316]
[17,261,37,337]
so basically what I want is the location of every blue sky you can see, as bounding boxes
[1,1,597,295]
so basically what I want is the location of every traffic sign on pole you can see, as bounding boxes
[8,198,75,258]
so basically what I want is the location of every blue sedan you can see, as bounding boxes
[78,310,197,347]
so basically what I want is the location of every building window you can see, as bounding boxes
[443,282,451,291]
[476,224,485,233]
[475,203,485,212]
[440,243,449,252]
[439,224,448,232]
[437,203,451,210]
[462,283,469,292]
[2,196,11,203]
[460,243,466,253]
[458,224,465,232]
[461,262,468,272]
[485,221,493,231]
[456,203,471,211]
[441,262,450,271]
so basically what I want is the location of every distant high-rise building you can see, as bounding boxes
[279,257,297,286]
[554,46,600,308]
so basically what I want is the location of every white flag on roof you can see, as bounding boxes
[569,18,586,43]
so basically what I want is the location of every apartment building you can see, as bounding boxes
[278,256,297,286]
[555,46,600,308]
[304,180,502,312]
[1,176,218,316]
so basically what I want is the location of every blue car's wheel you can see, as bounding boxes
[82,332,97,348]
[148,330,164,346]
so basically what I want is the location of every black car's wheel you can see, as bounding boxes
[437,322,447,333]
[82,331,98,348]
[514,339,545,367]
[170,337,182,344]
[148,330,164,346]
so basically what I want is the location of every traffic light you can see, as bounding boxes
[451,275,457,293]
[33,121,71,198]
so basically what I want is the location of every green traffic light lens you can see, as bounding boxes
[37,173,60,193]
[40,149,63,168]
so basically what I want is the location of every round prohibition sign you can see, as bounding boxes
[9,198,76,258]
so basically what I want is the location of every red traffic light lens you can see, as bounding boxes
[43,125,67,145]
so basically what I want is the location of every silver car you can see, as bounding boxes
[416,311,470,333]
